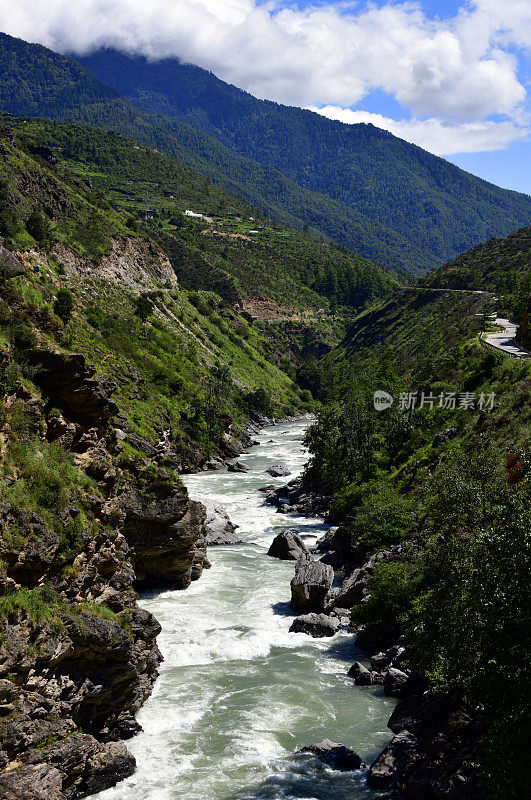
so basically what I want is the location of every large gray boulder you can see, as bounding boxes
[266,464,291,477]
[268,530,309,561]
[298,739,365,771]
[289,613,340,638]
[384,667,410,698]
[203,501,243,546]
[0,246,25,281]
[290,554,333,613]
[348,661,373,686]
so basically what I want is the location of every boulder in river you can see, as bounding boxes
[298,739,365,771]
[290,554,333,613]
[384,667,410,698]
[265,464,291,477]
[268,530,309,561]
[348,661,373,685]
[228,461,250,473]
[289,613,340,638]
[203,500,243,546]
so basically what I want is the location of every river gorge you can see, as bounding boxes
[94,419,395,800]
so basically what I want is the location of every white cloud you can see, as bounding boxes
[0,0,530,153]
[308,105,530,155]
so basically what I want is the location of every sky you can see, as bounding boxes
[0,0,530,194]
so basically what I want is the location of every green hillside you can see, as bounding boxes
[80,48,531,269]
[299,229,530,798]
[0,33,435,273]
[1,114,397,314]
[0,111,313,465]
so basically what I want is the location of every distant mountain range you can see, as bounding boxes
[1,32,530,273]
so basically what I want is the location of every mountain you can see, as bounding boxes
[299,226,530,800]
[0,117,315,796]
[320,226,531,393]
[78,48,531,269]
[0,33,435,273]
[1,35,530,274]
[0,115,308,443]
[1,113,397,315]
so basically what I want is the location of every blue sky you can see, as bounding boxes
[1,0,530,194]
[282,1,531,192]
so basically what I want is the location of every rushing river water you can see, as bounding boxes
[95,419,394,800]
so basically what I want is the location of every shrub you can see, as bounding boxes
[134,294,154,322]
[54,289,74,324]
[26,211,51,244]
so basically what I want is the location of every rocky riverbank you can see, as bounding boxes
[274,491,486,800]
[0,345,212,798]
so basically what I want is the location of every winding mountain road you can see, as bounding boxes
[401,286,530,359]
[481,317,531,359]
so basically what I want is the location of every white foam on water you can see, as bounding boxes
[93,420,394,800]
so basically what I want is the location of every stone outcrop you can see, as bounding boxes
[0,347,211,797]
[268,530,309,561]
[119,488,209,589]
[203,501,243,546]
[367,690,484,798]
[0,246,25,280]
[28,350,118,431]
[52,237,179,292]
[290,554,333,613]
[0,603,161,798]
[298,739,365,771]
[0,504,60,587]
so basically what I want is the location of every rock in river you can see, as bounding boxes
[289,613,340,637]
[290,554,333,613]
[265,464,291,477]
[298,739,365,771]
[203,500,243,546]
[228,461,250,472]
[267,530,309,561]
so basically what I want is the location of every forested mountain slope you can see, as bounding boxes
[0,111,321,797]
[0,113,310,460]
[4,114,396,313]
[0,33,433,273]
[79,48,531,269]
[298,228,530,800]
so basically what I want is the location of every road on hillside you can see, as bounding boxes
[482,317,531,358]
[400,286,531,358]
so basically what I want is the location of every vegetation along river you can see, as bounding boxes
[95,419,395,800]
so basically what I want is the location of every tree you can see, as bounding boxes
[26,210,50,244]
[0,179,18,239]
[134,294,154,322]
[54,289,74,324]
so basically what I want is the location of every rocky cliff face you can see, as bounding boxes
[52,237,179,292]
[0,338,208,798]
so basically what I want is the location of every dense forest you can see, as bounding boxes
[298,228,530,798]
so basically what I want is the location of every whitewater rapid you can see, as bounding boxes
[94,419,394,800]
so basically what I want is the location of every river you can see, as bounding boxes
[95,419,394,800]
